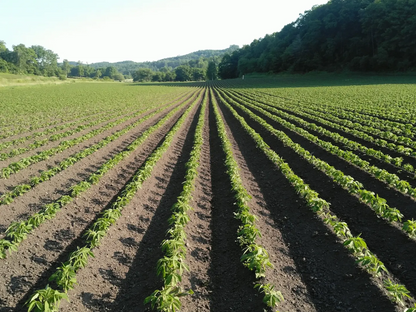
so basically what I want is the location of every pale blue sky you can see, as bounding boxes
[1,0,329,63]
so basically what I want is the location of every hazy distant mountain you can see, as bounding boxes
[75,45,239,75]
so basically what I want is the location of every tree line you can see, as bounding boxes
[132,61,218,82]
[0,41,226,82]
[0,41,126,81]
[218,0,416,79]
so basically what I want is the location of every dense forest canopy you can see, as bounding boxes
[218,0,416,78]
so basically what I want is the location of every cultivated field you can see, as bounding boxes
[1,76,416,312]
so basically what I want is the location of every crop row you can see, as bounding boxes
[0,105,118,142]
[230,90,416,174]
[211,89,283,310]
[212,87,416,309]
[0,83,192,139]
[0,89,203,260]
[251,84,416,125]
[25,87,203,312]
[0,105,154,179]
[0,108,136,162]
[0,109,114,152]
[217,88,416,237]
[0,98,181,206]
[145,90,208,311]
[237,90,416,159]
[252,89,416,147]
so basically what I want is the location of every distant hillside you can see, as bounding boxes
[83,45,239,75]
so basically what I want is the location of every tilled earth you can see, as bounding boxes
[0,84,415,312]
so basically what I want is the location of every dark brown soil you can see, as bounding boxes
[0,85,414,312]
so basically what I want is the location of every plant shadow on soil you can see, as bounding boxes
[10,195,137,312]
[96,104,202,311]
[7,106,191,312]
[215,93,398,311]
[232,97,416,300]
[206,102,266,311]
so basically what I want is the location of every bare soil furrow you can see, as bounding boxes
[242,101,416,221]
[0,101,193,311]
[215,97,317,311]
[58,97,201,312]
[216,94,398,311]
[226,99,416,300]
[0,103,184,233]
[180,101,213,312]
[206,101,267,312]
[0,107,161,195]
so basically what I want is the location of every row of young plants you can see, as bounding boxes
[248,90,416,149]
[0,83,193,140]
[0,106,152,179]
[213,88,416,310]
[25,88,202,312]
[217,78,416,126]
[306,102,416,137]
[0,105,112,141]
[251,86,416,132]
[0,109,113,153]
[0,108,133,162]
[0,90,203,260]
[0,99,183,206]
[0,89,195,150]
[0,89,198,202]
[226,90,416,176]
[145,91,208,312]
[215,89,416,238]
[237,90,416,159]
[211,89,284,311]
[218,90,416,201]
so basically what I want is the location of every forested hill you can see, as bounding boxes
[218,0,416,78]
[87,45,239,75]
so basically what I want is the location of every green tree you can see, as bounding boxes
[84,65,94,78]
[61,59,71,77]
[70,62,85,77]
[112,72,124,81]
[104,66,118,78]
[206,60,217,80]
[175,65,192,81]
[218,51,239,79]
[12,44,37,74]
[192,68,206,81]
[164,70,176,81]
[132,68,153,82]
[30,45,59,76]
[94,69,102,79]
[152,71,165,82]
[0,40,7,54]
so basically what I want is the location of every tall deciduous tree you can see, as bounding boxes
[30,45,59,76]
[12,44,37,74]
[206,61,217,80]
[175,65,192,81]
[132,68,153,82]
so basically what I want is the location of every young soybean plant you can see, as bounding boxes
[25,89,204,312]
[26,285,69,312]
[212,89,283,311]
[216,88,416,310]
[145,91,207,312]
